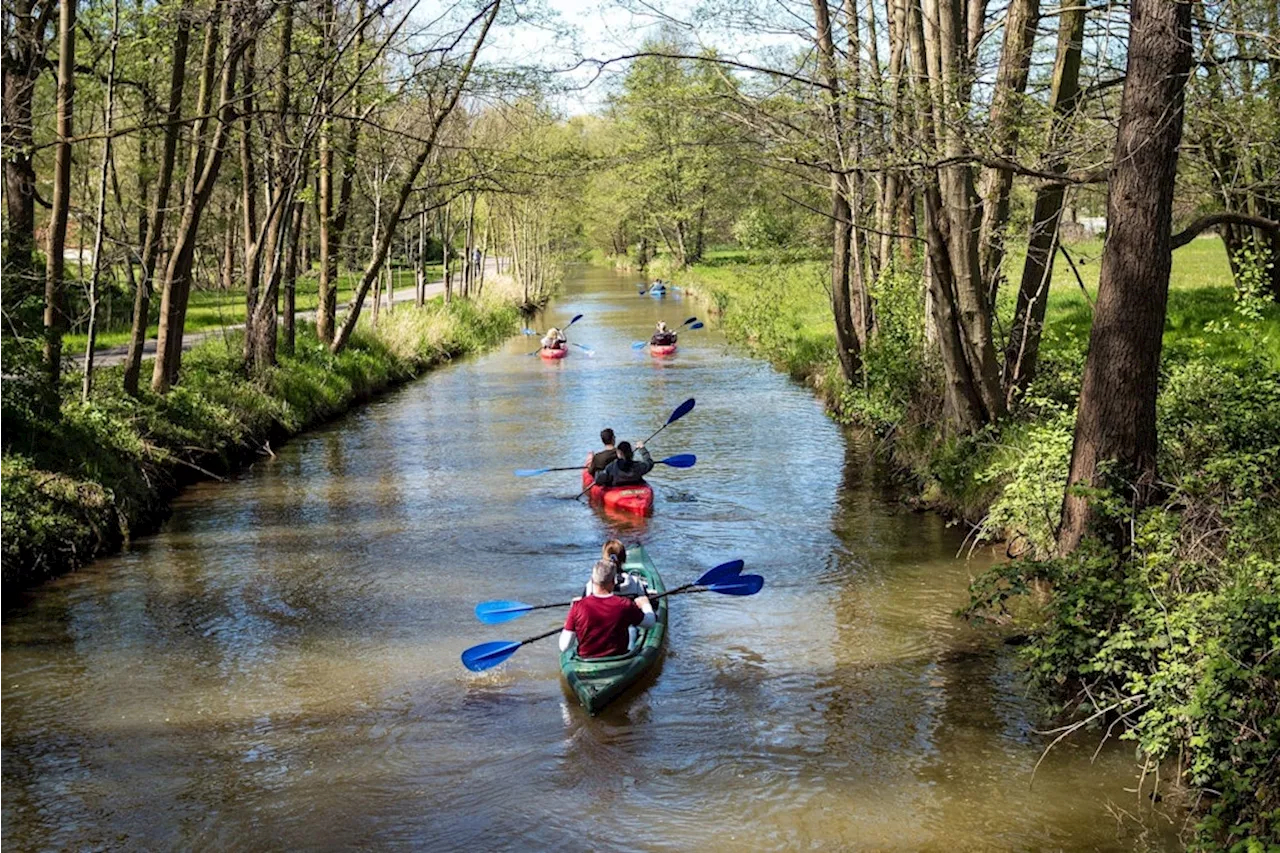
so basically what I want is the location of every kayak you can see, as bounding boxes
[582,454,655,515]
[649,343,677,356]
[539,347,569,360]
[560,545,668,715]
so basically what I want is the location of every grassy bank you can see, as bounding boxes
[676,240,1280,847]
[2,284,521,593]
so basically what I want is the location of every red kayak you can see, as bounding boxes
[539,346,569,360]
[649,343,677,356]
[582,454,654,516]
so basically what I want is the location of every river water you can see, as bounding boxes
[3,266,1180,850]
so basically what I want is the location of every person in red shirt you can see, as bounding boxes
[559,560,656,658]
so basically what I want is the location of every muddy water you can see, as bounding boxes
[3,267,1180,850]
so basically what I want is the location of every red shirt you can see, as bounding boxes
[563,594,645,658]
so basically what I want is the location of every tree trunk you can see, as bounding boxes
[123,0,192,395]
[811,0,862,383]
[248,0,293,371]
[316,0,338,342]
[1058,0,1193,554]
[152,4,244,392]
[239,36,259,360]
[416,209,426,307]
[2,0,46,281]
[976,0,1039,304]
[82,0,119,401]
[42,0,75,388]
[908,0,1004,430]
[282,199,301,355]
[1003,2,1086,401]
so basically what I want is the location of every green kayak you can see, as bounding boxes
[559,545,668,715]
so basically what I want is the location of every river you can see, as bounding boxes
[2,266,1180,850]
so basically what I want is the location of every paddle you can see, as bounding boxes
[516,453,694,478]
[571,342,595,356]
[642,397,695,444]
[464,561,761,673]
[474,575,761,627]
[475,559,746,624]
[527,314,584,355]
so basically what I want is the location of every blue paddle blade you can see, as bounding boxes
[706,574,764,596]
[572,343,594,356]
[475,600,536,624]
[696,560,746,585]
[667,398,695,425]
[632,341,647,349]
[513,468,550,477]
[461,640,523,671]
[682,316,697,327]
[566,313,583,327]
[657,453,696,468]
[689,322,704,330]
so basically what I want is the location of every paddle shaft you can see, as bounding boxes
[517,626,562,647]
[503,584,713,615]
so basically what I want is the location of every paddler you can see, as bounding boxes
[560,560,655,659]
[587,428,617,475]
[541,327,567,351]
[584,540,647,597]
[650,321,677,347]
[592,441,653,488]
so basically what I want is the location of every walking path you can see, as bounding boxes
[82,259,496,368]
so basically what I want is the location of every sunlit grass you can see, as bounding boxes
[685,237,1280,371]
[64,264,447,352]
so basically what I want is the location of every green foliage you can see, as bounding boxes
[975,406,1076,557]
[966,356,1280,848]
[731,207,792,250]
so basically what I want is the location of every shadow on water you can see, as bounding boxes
[3,265,1181,850]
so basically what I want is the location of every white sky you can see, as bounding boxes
[475,0,805,116]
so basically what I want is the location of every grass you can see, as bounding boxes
[680,238,1280,376]
[63,264,448,352]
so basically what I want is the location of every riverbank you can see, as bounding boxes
[666,242,1280,847]
[2,286,523,594]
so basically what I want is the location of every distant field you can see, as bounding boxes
[685,237,1280,370]
[65,264,447,352]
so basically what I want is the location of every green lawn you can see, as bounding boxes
[65,264,448,352]
[684,237,1280,371]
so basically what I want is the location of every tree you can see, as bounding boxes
[1002,0,1087,401]
[122,0,193,396]
[42,0,75,387]
[2,1,53,278]
[330,0,500,352]
[1057,0,1194,553]
[151,2,249,392]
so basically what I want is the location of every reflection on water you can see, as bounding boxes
[3,267,1180,850]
